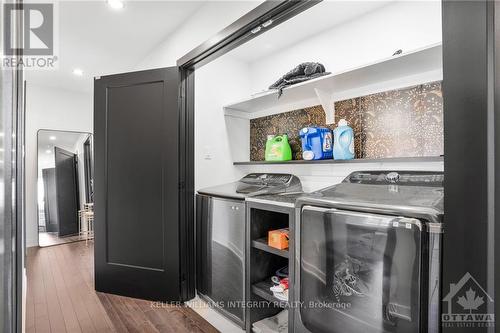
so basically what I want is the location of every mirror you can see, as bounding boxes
[37,130,93,247]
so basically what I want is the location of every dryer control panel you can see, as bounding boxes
[236,173,302,195]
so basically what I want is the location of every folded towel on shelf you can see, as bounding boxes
[269,62,330,98]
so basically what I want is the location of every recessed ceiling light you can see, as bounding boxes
[45,149,52,154]
[73,68,83,76]
[49,136,56,140]
[107,0,124,10]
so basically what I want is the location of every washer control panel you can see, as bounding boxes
[236,173,302,195]
[345,171,444,187]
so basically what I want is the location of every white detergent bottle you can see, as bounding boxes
[333,119,355,160]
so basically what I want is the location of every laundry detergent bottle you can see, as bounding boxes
[265,134,292,161]
[299,127,333,160]
[333,119,355,160]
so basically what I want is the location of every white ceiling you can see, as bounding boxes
[38,130,89,161]
[229,1,393,63]
[26,1,206,93]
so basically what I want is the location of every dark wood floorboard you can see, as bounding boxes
[38,232,88,247]
[26,241,219,333]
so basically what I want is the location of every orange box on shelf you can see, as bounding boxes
[268,228,289,250]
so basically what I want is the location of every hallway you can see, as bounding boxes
[25,242,219,333]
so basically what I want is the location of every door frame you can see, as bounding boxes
[83,135,93,203]
[441,2,499,332]
[1,0,25,331]
[176,0,500,327]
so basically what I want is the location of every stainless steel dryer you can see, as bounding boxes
[293,171,443,333]
[196,173,301,328]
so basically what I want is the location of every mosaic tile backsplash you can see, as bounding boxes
[250,81,443,161]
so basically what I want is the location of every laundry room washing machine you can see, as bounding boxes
[293,171,443,333]
[196,173,301,328]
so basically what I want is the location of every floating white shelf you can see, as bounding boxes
[223,43,443,123]
[233,156,443,166]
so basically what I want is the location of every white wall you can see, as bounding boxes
[195,55,252,190]
[73,133,91,211]
[248,1,442,93]
[237,160,444,193]
[26,84,92,247]
[135,1,263,69]
[37,148,55,228]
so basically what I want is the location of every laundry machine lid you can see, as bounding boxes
[198,173,302,200]
[197,181,246,200]
[296,171,444,223]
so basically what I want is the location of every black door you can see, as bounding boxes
[42,168,58,233]
[94,68,183,301]
[54,147,80,237]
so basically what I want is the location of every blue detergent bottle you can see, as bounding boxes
[299,127,333,160]
[333,119,355,160]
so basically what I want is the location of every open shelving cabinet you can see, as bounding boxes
[245,201,295,333]
[224,43,442,123]
[224,44,443,165]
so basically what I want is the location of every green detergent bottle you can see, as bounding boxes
[265,134,292,161]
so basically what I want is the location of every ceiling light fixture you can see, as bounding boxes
[73,68,83,76]
[262,19,273,28]
[251,20,273,35]
[107,0,124,10]
[251,26,262,34]
[49,136,56,140]
[45,149,52,154]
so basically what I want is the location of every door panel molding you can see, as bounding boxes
[54,147,79,237]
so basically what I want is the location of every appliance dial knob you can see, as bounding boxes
[386,172,400,183]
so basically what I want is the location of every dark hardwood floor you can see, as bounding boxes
[38,231,88,247]
[26,241,219,333]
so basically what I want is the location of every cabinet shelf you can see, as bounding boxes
[224,44,442,122]
[252,238,289,258]
[234,156,443,166]
[252,278,288,308]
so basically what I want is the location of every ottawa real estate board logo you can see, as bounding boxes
[442,272,494,328]
[2,3,58,69]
